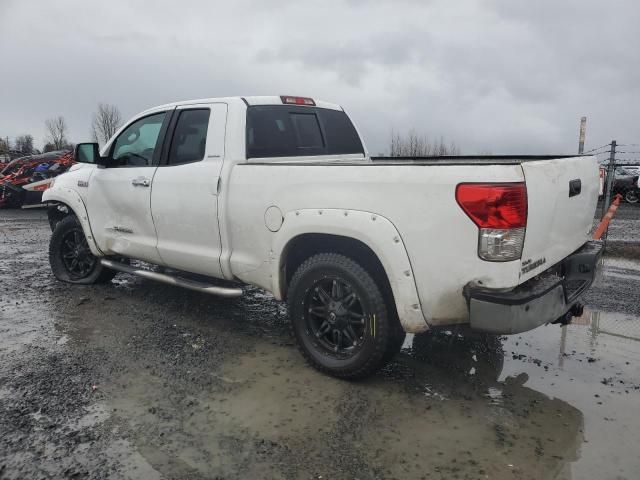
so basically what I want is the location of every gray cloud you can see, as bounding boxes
[0,0,638,156]
[258,29,430,86]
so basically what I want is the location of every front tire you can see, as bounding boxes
[49,215,117,284]
[288,253,393,380]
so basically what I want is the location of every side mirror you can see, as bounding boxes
[75,143,100,164]
[75,143,110,167]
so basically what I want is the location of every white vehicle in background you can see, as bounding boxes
[620,165,640,175]
[43,95,602,379]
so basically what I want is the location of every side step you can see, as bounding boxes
[100,259,243,298]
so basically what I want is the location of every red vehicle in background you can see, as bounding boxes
[0,150,75,208]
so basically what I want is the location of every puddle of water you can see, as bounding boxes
[105,440,164,480]
[95,337,587,480]
[0,303,57,352]
[498,310,640,480]
[65,403,112,430]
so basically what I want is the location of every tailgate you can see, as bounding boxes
[519,156,599,282]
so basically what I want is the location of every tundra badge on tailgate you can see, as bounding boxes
[521,257,546,274]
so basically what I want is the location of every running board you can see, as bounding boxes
[100,259,243,298]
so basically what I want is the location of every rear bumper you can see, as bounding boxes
[465,241,603,334]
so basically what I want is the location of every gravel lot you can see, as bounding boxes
[1,206,639,480]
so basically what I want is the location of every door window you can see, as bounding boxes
[168,109,211,165]
[111,112,166,167]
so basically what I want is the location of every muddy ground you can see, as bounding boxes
[1,206,639,480]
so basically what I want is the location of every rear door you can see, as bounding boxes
[85,110,171,264]
[150,103,227,277]
[519,156,599,282]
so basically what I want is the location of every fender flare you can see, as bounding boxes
[42,186,103,257]
[271,208,429,333]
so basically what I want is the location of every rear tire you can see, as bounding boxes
[382,318,406,364]
[49,215,117,284]
[288,253,393,380]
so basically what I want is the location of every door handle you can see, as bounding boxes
[131,177,150,187]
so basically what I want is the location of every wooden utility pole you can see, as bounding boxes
[578,116,587,154]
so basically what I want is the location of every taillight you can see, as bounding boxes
[456,183,527,262]
[280,95,315,106]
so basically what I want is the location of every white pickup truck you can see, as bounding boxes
[44,95,602,379]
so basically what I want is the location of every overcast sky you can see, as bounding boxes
[1,0,639,156]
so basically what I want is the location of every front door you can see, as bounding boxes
[85,110,171,264]
[150,103,227,277]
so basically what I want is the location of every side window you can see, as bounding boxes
[168,109,210,165]
[111,112,166,167]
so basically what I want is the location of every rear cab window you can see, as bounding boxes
[246,105,364,159]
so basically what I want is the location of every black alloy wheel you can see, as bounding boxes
[60,228,97,279]
[49,215,119,284]
[306,277,367,358]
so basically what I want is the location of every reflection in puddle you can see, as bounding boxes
[422,384,447,400]
[574,308,640,343]
[486,386,504,405]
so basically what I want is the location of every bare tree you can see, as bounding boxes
[45,116,69,150]
[92,103,122,145]
[15,134,34,154]
[390,130,460,157]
